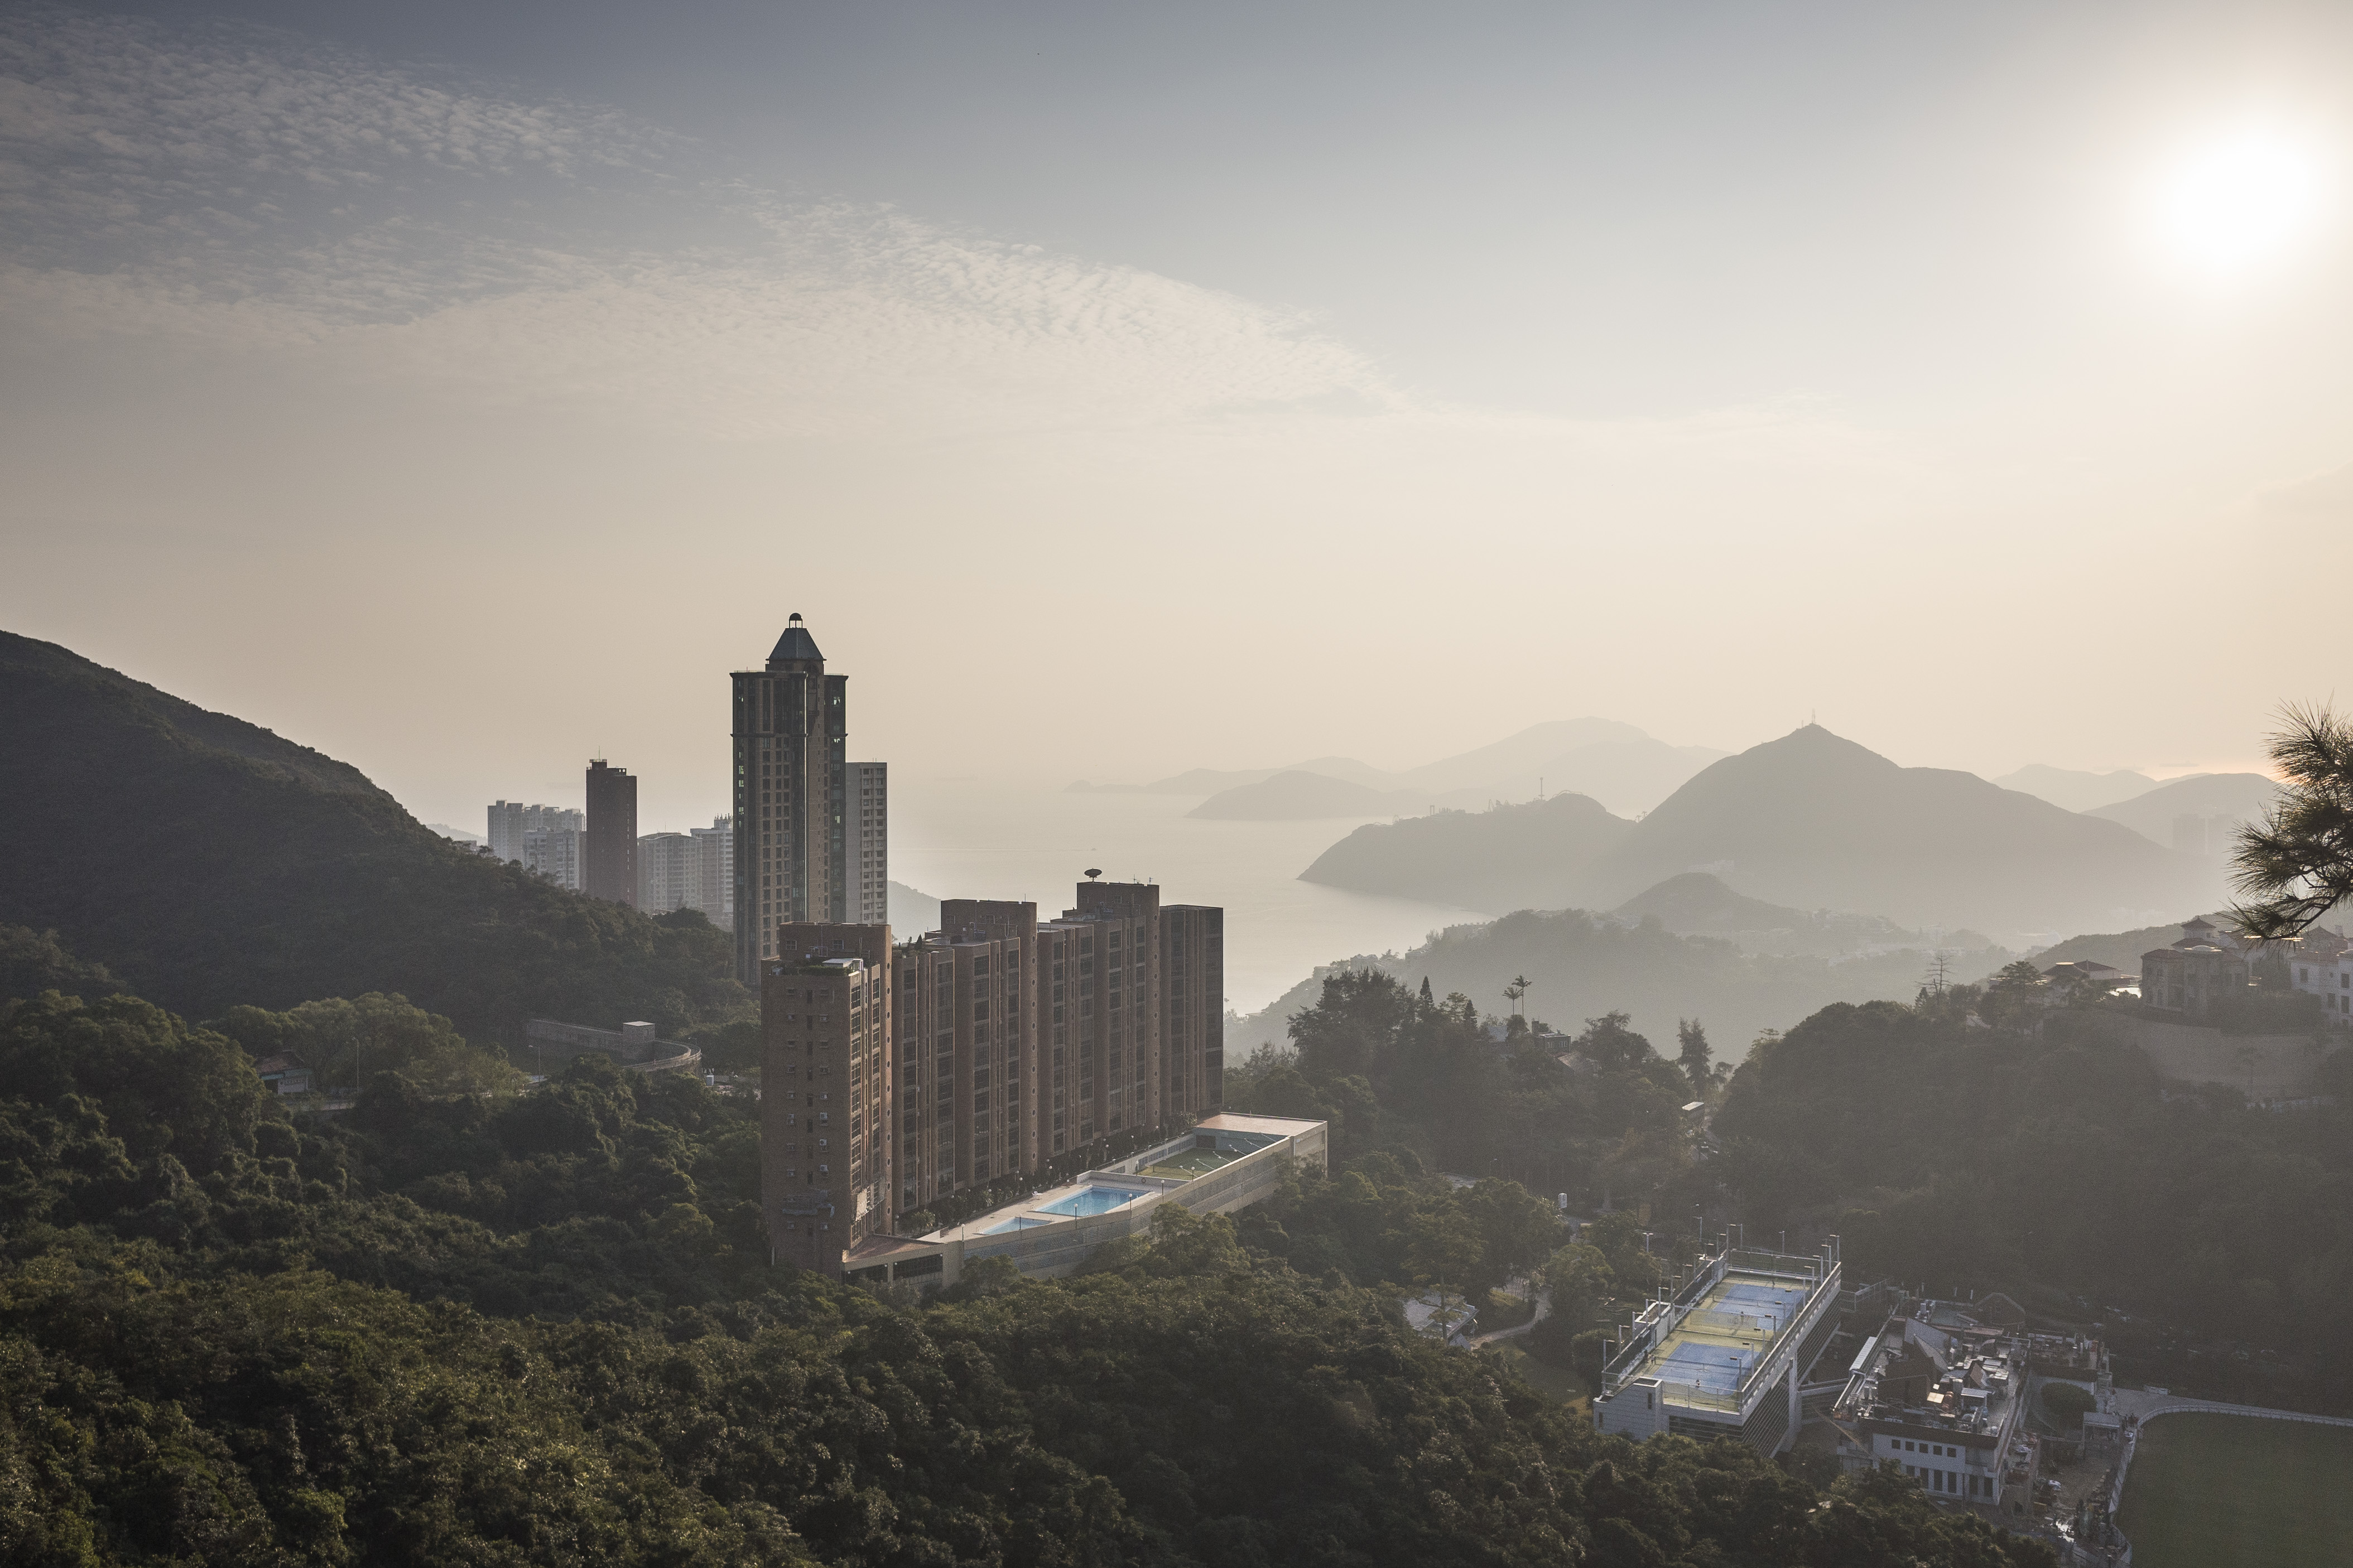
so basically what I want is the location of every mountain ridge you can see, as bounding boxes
[1069,718,1725,816]
[0,630,747,1041]
[1300,723,2221,936]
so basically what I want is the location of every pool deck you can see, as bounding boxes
[944,1174,1162,1241]
[840,1113,1330,1287]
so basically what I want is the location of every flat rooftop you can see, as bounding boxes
[929,1115,1322,1243]
[1598,1246,1841,1421]
[1642,1268,1816,1396]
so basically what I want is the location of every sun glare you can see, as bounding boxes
[2148,123,2328,282]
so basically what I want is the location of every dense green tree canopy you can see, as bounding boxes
[0,974,2061,1566]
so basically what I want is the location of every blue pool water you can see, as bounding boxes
[984,1216,1051,1234]
[1038,1185,1142,1218]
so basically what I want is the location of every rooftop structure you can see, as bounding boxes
[1826,1301,2066,1514]
[2288,929,2353,1029]
[838,1113,1326,1290]
[1594,1241,1844,1456]
[2140,917,2252,1018]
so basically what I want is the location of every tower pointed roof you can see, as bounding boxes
[767,613,824,669]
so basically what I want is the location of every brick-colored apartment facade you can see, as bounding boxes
[762,923,894,1272]
[763,881,1227,1271]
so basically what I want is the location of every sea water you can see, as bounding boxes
[889,779,1489,1016]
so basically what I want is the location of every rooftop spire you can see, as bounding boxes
[767,612,824,669]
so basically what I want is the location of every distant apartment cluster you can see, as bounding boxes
[481,771,748,932]
[486,802,586,889]
[739,616,1230,1280]
[637,819,735,927]
[2131,914,2353,1028]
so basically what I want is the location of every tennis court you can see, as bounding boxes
[1646,1273,1812,1397]
[1142,1146,1239,1179]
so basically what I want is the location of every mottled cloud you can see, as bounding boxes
[0,4,1392,438]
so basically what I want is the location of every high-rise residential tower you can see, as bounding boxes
[638,832,692,912]
[733,616,889,981]
[846,761,889,925]
[688,817,734,930]
[1161,904,1225,1120]
[892,900,1038,1207]
[584,760,638,905]
[487,800,528,865]
[523,823,583,889]
[763,921,894,1271]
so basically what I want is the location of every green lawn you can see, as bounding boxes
[2116,1414,2353,1568]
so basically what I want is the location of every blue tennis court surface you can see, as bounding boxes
[1644,1271,1816,1397]
[1656,1340,1755,1393]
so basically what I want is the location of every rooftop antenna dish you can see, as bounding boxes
[1085,867,1102,881]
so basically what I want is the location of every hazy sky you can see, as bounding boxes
[4,0,2350,832]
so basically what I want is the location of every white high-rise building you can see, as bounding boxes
[687,817,734,930]
[523,825,583,889]
[490,802,584,868]
[638,832,692,913]
[488,800,528,864]
[846,761,888,925]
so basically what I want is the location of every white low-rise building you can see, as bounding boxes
[2287,930,2353,1029]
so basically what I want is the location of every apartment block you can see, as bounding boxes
[522,824,583,890]
[893,901,1037,1209]
[584,760,638,906]
[1062,879,1164,1141]
[1161,904,1224,1121]
[762,922,895,1272]
[638,831,692,913]
[687,817,734,930]
[490,802,583,872]
[488,800,528,865]
[846,761,888,925]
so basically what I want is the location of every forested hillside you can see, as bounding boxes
[1237,961,2353,1413]
[1712,998,2353,1403]
[0,966,2057,1567]
[0,634,747,1044]
[1229,908,2011,1068]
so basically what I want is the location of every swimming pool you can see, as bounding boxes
[984,1215,1052,1234]
[1037,1185,1143,1218]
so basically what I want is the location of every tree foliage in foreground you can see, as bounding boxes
[2232,702,2353,940]
[0,981,2057,1567]
[1711,1000,2353,1389]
